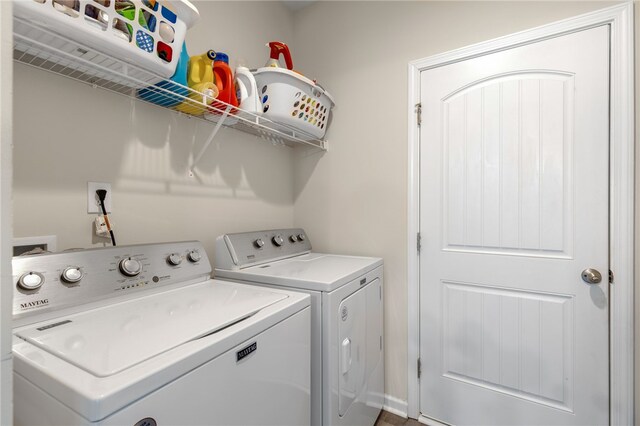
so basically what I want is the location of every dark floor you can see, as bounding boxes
[375,410,422,426]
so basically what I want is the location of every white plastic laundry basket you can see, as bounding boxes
[253,67,335,140]
[13,0,199,85]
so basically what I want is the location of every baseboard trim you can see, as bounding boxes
[383,394,408,418]
[418,414,451,426]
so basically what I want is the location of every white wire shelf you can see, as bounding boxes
[12,17,327,165]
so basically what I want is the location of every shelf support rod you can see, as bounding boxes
[189,105,232,176]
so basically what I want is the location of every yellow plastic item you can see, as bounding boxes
[175,50,219,115]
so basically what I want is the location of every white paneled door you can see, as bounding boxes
[419,26,609,425]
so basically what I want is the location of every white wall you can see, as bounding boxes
[290,0,616,406]
[0,2,12,424]
[13,1,296,260]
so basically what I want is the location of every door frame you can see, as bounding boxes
[407,3,634,424]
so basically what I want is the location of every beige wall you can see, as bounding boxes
[291,0,618,404]
[13,1,296,259]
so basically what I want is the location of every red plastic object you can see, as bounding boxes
[268,41,293,70]
[156,41,173,63]
[210,59,238,115]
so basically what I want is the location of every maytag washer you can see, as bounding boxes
[215,229,384,426]
[12,241,310,425]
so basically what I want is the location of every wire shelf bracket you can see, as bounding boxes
[188,105,231,177]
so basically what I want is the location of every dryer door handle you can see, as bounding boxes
[341,338,352,375]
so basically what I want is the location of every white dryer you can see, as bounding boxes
[215,229,384,426]
[12,241,310,425]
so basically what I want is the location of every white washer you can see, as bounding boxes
[215,229,384,426]
[12,241,311,425]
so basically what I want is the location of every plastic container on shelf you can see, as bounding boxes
[137,40,189,107]
[210,52,238,112]
[235,66,260,117]
[175,50,219,116]
[206,51,239,124]
[265,41,293,69]
[252,67,335,140]
[13,0,200,86]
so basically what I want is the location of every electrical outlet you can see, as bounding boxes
[94,216,111,237]
[88,182,112,214]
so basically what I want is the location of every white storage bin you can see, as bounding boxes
[253,67,335,140]
[13,0,199,85]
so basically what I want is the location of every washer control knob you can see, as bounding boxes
[18,272,44,290]
[272,235,284,247]
[61,267,83,283]
[297,233,306,242]
[289,234,298,243]
[187,250,201,263]
[254,238,265,249]
[119,258,142,277]
[167,253,183,266]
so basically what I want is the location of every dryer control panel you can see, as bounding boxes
[12,241,211,321]
[215,228,312,270]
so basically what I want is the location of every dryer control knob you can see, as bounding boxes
[272,235,284,247]
[289,235,298,243]
[61,266,83,283]
[297,233,306,242]
[119,258,142,277]
[187,250,201,263]
[167,253,182,266]
[18,272,44,290]
[254,238,265,249]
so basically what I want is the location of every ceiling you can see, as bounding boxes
[281,1,317,12]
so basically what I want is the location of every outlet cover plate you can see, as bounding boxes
[88,182,112,214]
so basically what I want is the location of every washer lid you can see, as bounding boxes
[216,253,383,292]
[15,281,287,377]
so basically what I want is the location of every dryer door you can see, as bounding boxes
[338,278,382,417]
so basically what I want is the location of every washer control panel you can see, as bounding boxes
[215,228,312,270]
[12,241,211,319]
